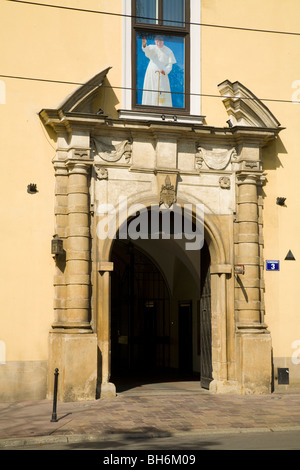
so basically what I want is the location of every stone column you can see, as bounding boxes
[64,161,92,330]
[53,160,68,328]
[235,167,272,394]
[48,155,97,402]
[96,261,116,399]
[235,172,262,326]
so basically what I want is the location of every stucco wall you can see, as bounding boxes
[0,0,299,399]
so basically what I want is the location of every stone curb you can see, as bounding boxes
[1,425,300,448]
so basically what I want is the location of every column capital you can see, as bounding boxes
[53,160,69,176]
[236,171,265,185]
[66,160,92,175]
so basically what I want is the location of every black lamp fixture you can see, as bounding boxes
[276,197,286,206]
[51,234,64,256]
[27,183,38,194]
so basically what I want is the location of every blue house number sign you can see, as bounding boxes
[266,260,280,271]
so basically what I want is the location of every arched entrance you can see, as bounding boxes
[109,219,212,392]
[96,198,232,398]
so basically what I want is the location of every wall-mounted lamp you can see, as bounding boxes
[276,197,286,206]
[234,264,245,275]
[226,119,233,127]
[173,115,177,122]
[51,234,64,256]
[27,183,38,194]
[161,114,165,120]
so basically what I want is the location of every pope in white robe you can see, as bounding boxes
[141,36,176,107]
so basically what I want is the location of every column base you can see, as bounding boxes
[237,329,272,394]
[97,381,116,399]
[209,380,241,394]
[47,331,98,402]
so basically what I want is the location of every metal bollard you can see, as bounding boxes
[51,368,59,422]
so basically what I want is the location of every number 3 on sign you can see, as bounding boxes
[266,260,280,271]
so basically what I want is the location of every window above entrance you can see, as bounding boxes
[121,0,202,124]
[133,0,189,112]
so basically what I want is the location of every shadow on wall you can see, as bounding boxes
[261,135,287,200]
[262,135,287,172]
[93,77,120,119]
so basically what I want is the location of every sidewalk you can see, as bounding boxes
[1,380,300,448]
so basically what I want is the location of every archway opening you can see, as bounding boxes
[109,206,212,393]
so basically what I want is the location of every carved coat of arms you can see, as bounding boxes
[159,175,176,208]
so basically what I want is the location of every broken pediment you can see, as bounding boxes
[39,66,115,133]
[218,80,281,128]
[57,66,112,114]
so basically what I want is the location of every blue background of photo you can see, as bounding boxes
[136,34,185,108]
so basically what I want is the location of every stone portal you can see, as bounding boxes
[40,71,282,401]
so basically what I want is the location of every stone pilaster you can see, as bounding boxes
[235,167,272,394]
[48,152,97,402]
[96,261,116,399]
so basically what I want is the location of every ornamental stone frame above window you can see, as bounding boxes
[40,68,282,401]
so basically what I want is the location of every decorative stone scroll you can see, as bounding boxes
[91,136,132,163]
[196,145,237,170]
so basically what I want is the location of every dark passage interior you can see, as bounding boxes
[110,238,212,392]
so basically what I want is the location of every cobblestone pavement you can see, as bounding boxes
[0,380,300,448]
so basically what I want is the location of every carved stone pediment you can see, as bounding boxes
[218,80,281,128]
[91,136,132,163]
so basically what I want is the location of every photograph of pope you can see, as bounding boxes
[141,35,177,107]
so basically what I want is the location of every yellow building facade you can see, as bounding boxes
[0,0,299,401]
